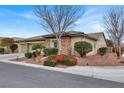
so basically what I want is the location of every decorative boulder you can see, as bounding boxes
[122,53,124,57]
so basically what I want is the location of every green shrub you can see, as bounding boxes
[112,47,123,57]
[44,56,58,67]
[25,52,32,58]
[116,51,119,57]
[64,55,77,66]
[32,44,45,57]
[98,47,108,56]
[121,47,124,53]
[43,55,77,67]
[0,48,4,54]
[43,48,58,56]
[116,49,123,57]
[32,52,37,57]
[112,47,116,53]
[74,41,92,57]
[10,44,18,52]
[32,44,45,50]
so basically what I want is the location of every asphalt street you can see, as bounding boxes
[0,62,124,88]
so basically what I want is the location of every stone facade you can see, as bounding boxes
[44,37,71,55]
[61,37,71,55]
[44,39,50,48]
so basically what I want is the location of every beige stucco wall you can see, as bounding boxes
[0,46,11,53]
[44,39,50,48]
[17,43,28,53]
[17,41,45,53]
[95,35,107,52]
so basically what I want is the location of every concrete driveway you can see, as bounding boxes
[0,53,24,60]
[0,62,124,88]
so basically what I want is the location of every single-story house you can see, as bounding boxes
[16,31,107,56]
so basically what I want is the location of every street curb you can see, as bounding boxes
[0,59,65,72]
[0,59,94,77]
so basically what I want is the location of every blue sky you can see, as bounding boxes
[0,5,120,38]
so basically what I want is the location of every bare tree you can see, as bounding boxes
[34,5,84,54]
[103,7,124,58]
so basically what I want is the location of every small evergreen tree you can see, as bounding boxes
[10,44,18,53]
[98,47,108,56]
[74,41,92,57]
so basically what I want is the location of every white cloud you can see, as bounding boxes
[74,7,105,34]
[0,27,30,38]
[91,23,104,32]
[83,7,98,17]
[75,14,103,32]
[73,8,99,25]
[76,9,103,26]
[14,11,37,20]
[0,9,37,20]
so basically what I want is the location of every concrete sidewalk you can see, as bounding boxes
[0,59,124,83]
[65,66,124,83]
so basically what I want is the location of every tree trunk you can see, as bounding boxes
[118,46,121,59]
[117,40,121,59]
[56,37,62,55]
[7,46,9,54]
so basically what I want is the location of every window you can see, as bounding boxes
[54,41,57,48]
[51,40,58,48]
[51,40,57,48]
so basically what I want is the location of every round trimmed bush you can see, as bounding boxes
[44,55,58,67]
[32,44,45,50]
[10,44,18,53]
[0,48,4,54]
[98,47,108,56]
[74,41,92,57]
[25,52,32,58]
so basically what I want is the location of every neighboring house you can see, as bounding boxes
[16,31,107,56]
[12,37,24,41]
[0,37,23,53]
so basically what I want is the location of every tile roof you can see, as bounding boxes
[16,31,106,42]
[15,36,45,42]
[87,32,104,39]
[42,31,97,40]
